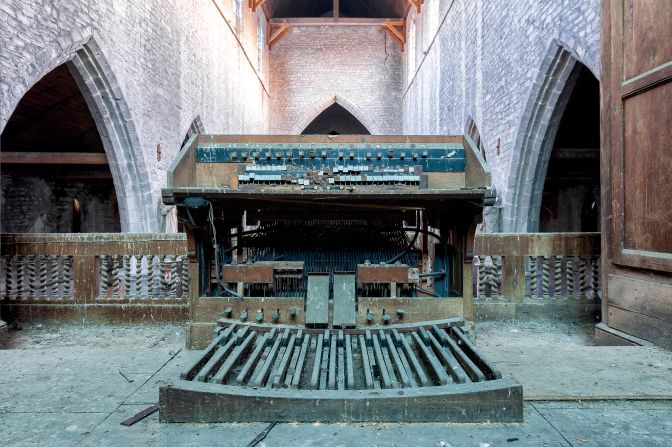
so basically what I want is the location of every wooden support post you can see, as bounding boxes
[502,256,525,301]
[333,0,339,18]
[73,256,97,304]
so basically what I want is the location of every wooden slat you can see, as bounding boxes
[345,334,355,389]
[432,326,485,382]
[396,330,429,387]
[211,331,257,384]
[252,328,286,387]
[608,274,672,323]
[358,334,374,389]
[385,332,410,387]
[608,305,672,350]
[412,332,449,385]
[0,152,108,165]
[195,337,237,382]
[1,234,187,256]
[309,333,324,389]
[290,333,310,388]
[426,330,469,383]
[474,233,600,257]
[272,332,297,387]
[236,329,274,384]
[181,323,237,380]
[451,327,502,380]
[372,332,392,388]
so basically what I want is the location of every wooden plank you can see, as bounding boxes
[337,331,345,391]
[1,234,187,257]
[385,333,410,387]
[432,325,485,382]
[328,335,337,390]
[0,152,109,165]
[608,275,672,323]
[309,333,324,389]
[345,334,355,389]
[236,329,274,384]
[160,378,524,423]
[290,333,310,389]
[502,256,525,301]
[608,305,672,350]
[450,327,502,380]
[474,233,600,257]
[426,331,468,383]
[358,334,374,389]
[333,274,356,327]
[412,332,449,385]
[372,332,392,388]
[272,332,297,388]
[396,330,429,387]
[252,328,286,387]
[306,274,329,327]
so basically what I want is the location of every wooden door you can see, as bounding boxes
[600,0,672,348]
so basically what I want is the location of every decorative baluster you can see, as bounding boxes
[169,256,178,298]
[151,256,162,298]
[123,256,131,298]
[111,255,121,297]
[578,256,588,297]
[591,256,600,299]
[565,257,575,299]
[554,256,563,298]
[180,257,189,298]
[477,256,486,298]
[38,255,48,298]
[542,256,551,298]
[47,256,57,299]
[529,256,538,298]
[135,255,144,298]
[160,256,171,297]
[62,257,73,298]
[5,256,16,299]
[491,256,502,297]
[27,255,37,297]
[99,255,109,299]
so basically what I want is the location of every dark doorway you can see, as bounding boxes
[539,65,600,232]
[302,103,371,135]
[1,64,121,233]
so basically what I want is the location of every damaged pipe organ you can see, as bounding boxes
[163,135,495,334]
[160,135,524,423]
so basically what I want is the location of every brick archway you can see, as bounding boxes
[502,40,597,232]
[290,95,381,135]
[0,30,157,232]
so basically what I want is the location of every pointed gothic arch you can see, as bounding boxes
[502,40,599,232]
[290,95,380,135]
[1,30,157,232]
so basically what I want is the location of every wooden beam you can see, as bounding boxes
[0,152,109,165]
[269,18,401,27]
[408,0,423,13]
[268,23,290,49]
[249,0,266,12]
[333,0,339,18]
[381,19,406,52]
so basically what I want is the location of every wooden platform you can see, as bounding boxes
[160,319,523,423]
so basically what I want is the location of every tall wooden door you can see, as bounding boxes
[599,0,672,348]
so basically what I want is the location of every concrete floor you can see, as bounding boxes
[1,321,671,446]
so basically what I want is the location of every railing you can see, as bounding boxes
[473,233,601,300]
[0,234,189,316]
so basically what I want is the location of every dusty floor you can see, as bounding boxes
[1,321,671,446]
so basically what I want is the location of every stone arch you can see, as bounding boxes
[1,29,157,232]
[502,40,595,232]
[290,95,381,135]
[181,115,205,149]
